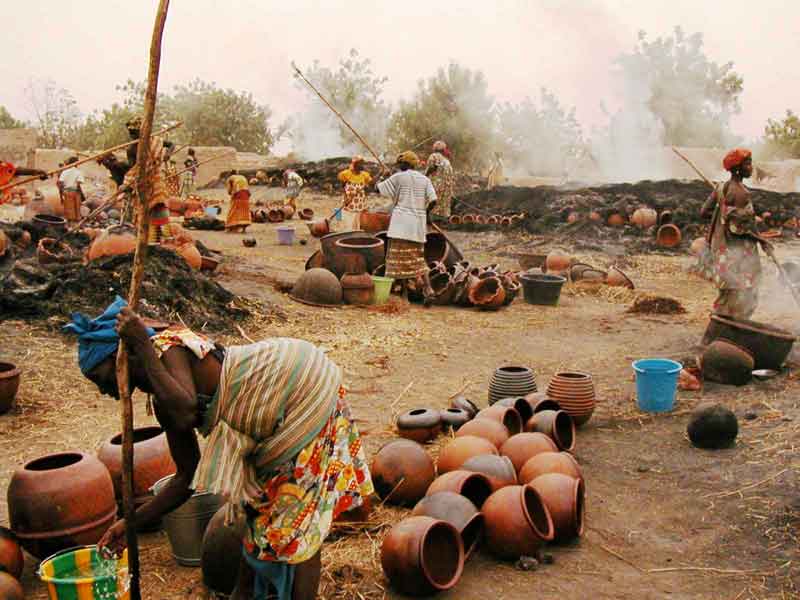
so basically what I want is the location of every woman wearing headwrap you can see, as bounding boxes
[700,148,773,319]
[225,169,252,233]
[425,141,455,221]
[65,297,373,600]
[336,155,373,231]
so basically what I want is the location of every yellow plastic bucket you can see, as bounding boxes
[38,546,129,600]
[371,276,394,305]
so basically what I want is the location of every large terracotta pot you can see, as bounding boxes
[307,219,331,238]
[468,277,506,310]
[0,362,21,415]
[281,204,295,220]
[481,484,554,560]
[544,251,572,274]
[396,408,442,443]
[701,339,754,386]
[524,392,560,415]
[201,505,246,596]
[495,397,534,424]
[425,470,493,509]
[525,410,576,451]
[437,436,498,474]
[519,452,583,484]
[656,224,682,248]
[424,231,463,268]
[607,213,625,227]
[489,366,538,405]
[332,236,385,279]
[455,417,510,449]
[97,426,177,507]
[87,224,137,262]
[0,572,23,600]
[546,371,596,427]
[8,452,117,558]
[500,433,558,475]
[360,211,391,233]
[475,405,522,435]
[461,455,517,491]
[529,473,585,542]
[380,516,464,596]
[340,272,375,306]
[371,440,435,506]
[631,207,657,229]
[290,268,343,307]
[412,492,484,559]
[0,527,23,579]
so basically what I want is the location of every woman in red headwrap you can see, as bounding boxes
[700,148,773,319]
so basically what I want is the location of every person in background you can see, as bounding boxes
[487,151,504,190]
[180,148,198,197]
[426,140,455,221]
[376,151,435,299]
[282,169,304,210]
[0,162,48,204]
[225,169,251,233]
[97,153,130,190]
[57,156,86,223]
[337,156,373,231]
[700,148,773,319]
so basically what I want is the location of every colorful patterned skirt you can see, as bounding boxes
[62,189,82,222]
[385,238,426,280]
[226,189,252,229]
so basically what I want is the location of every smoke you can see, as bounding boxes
[289,100,353,161]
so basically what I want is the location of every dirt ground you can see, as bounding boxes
[1,189,799,600]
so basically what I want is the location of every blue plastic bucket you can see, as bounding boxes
[632,359,682,413]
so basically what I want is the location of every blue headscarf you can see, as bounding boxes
[63,296,155,375]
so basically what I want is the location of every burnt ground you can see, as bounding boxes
[1,188,799,599]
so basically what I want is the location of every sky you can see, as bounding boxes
[1,0,797,147]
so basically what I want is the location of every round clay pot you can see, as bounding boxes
[332,236,385,279]
[359,211,392,233]
[0,527,23,579]
[412,492,484,559]
[525,410,576,451]
[632,207,657,229]
[519,451,583,484]
[242,237,257,247]
[37,237,74,265]
[687,403,739,449]
[607,213,625,227]
[450,395,479,418]
[481,484,554,560]
[545,251,572,274]
[0,362,21,415]
[566,211,580,224]
[341,272,375,306]
[475,214,487,225]
[425,471,493,509]
[201,505,246,596]
[380,516,464,596]
[456,417,510,449]
[475,405,522,435]
[489,366,538,405]
[546,371,596,427]
[500,432,558,475]
[468,277,506,310]
[172,241,202,269]
[529,473,585,542]
[299,208,314,220]
[440,408,471,432]
[606,266,635,289]
[461,455,517,491]
[701,339,754,386]
[290,268,342,307]
[524,392,561,414]
[656,224,682,248]
[267,208,284,222]
[0,572,23,600]
[87,224,137,261]
[97,426,177,507]
[8,451,117,558]
[690,237,707,257]
[437,436,498,474]
[307,219,330,238]
[495,397,533,424]
[397,408,443,443]
[429,272,457,305]
[449,215,462,225]
[371,440,436,506]
[500,274,521,305]
[487,215,499,225]
[589,211,602,222]
[281,204,295,220]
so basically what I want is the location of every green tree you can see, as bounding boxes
[615,27,743,146]
[388,63,495,170]
[0,106,25,129]
[762,110,800,159]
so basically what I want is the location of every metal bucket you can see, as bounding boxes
[151,475,223,566]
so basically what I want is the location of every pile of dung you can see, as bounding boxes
[627,294,687,315]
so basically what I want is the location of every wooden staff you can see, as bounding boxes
[115,2,170,599]
[0,121,183,193]
[291,62,389,174]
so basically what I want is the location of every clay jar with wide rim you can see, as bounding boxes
[0,527,23,579]
[461,455,517,491]
[381,516,464,596]
[437,436,498,474]
[500,432,559,475]
[546,371,596,427]
[439,408,471,432]
[0,572,23,600]
[525,410,576,452]
[524,391,561,415]
[201,504,246,596]
[481,484,554,560]
[97,426,177,507]
[371,440,436,506]
[489,366,538,405]
[0,362,21,415]
[87,224,137,262]
[299,208,314,221]
[7,451,117,558]
[475,405,523,436]
[529,473,586,542]
[495,397,534,424]
[396,408,442,443]
[412,492,484,559]
[520,452,583,484]
[456,417,510,449]
[468,277,506,310]
[425,471,493,509]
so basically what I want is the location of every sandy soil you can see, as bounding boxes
[1,189,798,599]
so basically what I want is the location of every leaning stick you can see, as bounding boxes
[0,121,183,193]
[115,2,170,599]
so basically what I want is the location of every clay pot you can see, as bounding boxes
[425,471,493,509]
[500,274,521,305]
[412,492,484,559]
[500,216,513,227]
[281,204,295,220]
[461,455,517,491]
[489,366,538,405]
[656,224,682,248]
[0,527,23,579]
[524,391,561,414]
[340,272,374,306]
[450,395,478,418]
[481,484,554,560]
[427,260,447,276]
[701,339,754,386]
[487,215,499,225]
[632,207,657,229]
[97,426,177,507]
[571,265,607,284]
[525,410,576,451]
[0,362,21,415]
[167,197,187,215]
[267,208,285,222]
[607,213,625,227]
[371,440,436,506]
[242,238,257,247]
[566,211,580,224]
[397,408,442,443]
[589,211,602,222]
[428,272,457,305]
[439,408,471,431]
[305,250,325,271]
[500,432,558,475]
[332,236,385,279]
[659,210,673,226]
[687,403,739,449]
[449,215,462,225]
[174,241,202,269]
[545,251,572,274]
[307,219,330,238]
[690,237,707,257]
[529,474,585,542]
[290,268,342,307]
[456,418,510,449]
[475,214,487,225]
[462,214,476,224]
[380,516,464,596]
[7,452,117,558]
[200,256,220,272]
[87,224,137,261]
[299,208,314,220]
[437,436,498,474]
[606,266,635,289]
[475,405,522,435]
[468,276,506,310]
[519,451,583,484]
[0,572,23,600]
[359,211,392,233]
[546,371,596,427]
[495,397,533,424]
[201,505,246,596]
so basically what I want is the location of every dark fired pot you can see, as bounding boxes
[701,338,755,386]
[299,208,314,220]
[412,492,484,559]
[340,272,375,306]
[428,272,457,305]
[500,433,559,475]
[475,405,523,435]
[456,417,511,449]
[496,397,534,424]
[201,505,246,596]
[519,452,583,484]
[450,395,479,418]
[397,408,442,443]
[320,230,365,262]
[529,473,585,542]
[8,452,117,558]
[371,440,436,506]
[489,366,538,405]
[439,408,471,431]
[702,314,796,370]
[525,410,576,452]
[437,436,498,474]
[461,455,517,491]
[380,516,464,596]
[0,362,21,415]
[482,484,554,560]
[0,527,23,579]
[424,231,463,269]
[331,236,385,279]
[425,470,493,509]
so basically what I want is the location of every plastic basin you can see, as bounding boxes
[519,273,566,306]
[38,545,129,600]
[276,226,295,245]
[632,359,682,413]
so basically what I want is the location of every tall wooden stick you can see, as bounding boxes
[115,2,170,599]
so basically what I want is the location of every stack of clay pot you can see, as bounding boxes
[423,261,519,310]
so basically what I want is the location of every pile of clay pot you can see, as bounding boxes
[541,251,636,289]
[447,212,526,228]
[251,202,314,223]
[424,260,521,309]
[373,366,595,596]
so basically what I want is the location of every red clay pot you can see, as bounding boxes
[0,527,23,579]
[201,505,246,596]
[87,224,137,261]
[467,277,506,310]
[449,215,462,225]
[371,440,436,506]
[425,470,493,509]
[701,338,755,386]
[545,251,572,274]
[267,208,285,222]
[500,433,558,475]
[340,272,375,306]
[456,418,510,449]
[519,452,583,484]
[461,455,517,491]
[412,492,484,559]
[281,204,295,220]
[657,224,682,248]
[523,392,561,415]
[475,405,522,435]
[632,207,657,229]
[172,241,202,269]
[299,208,314,220]
[437,436,498,474]
[396,408,442,443]
[7,452,117,558]
[0,572,23,600]
[529,473,586,542]
[495,397,534,424]
[360,211,391,233]
[380,516,464,596]
[607,213,625,227]
[307,219,330,238]
[546,371,596,427]
[481,484,554,560]
[606,266,635,289]
[525,410,576,451]
[0,362,21,415]
[589,211,602,222]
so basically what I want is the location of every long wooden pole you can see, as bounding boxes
[115,3,170,599]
